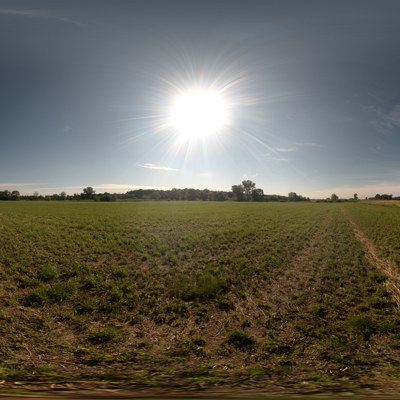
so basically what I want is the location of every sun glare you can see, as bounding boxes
[172,91,226,139]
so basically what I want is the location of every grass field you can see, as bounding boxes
[2,200,400,395]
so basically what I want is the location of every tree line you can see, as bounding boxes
[0,180,309,202]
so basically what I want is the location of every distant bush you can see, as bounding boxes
[100,194,117,202]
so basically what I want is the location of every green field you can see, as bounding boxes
[2,201,400,395]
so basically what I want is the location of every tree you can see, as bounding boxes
[150,191,160,200]
[214,191,226,201]
[288,192,298,201]
[0,190,11,200]
[11,190,20,200]
[33,191,39,198]
[354,193,358,200]
[242,180,256,200]
[331,193,338,201]
[82,187,95,199]
[100,193,117,202]
[251,188,264,202]
[186,188,197,201]
[60,191,66,200]
[232,185,245,201]
[199,189,209,201]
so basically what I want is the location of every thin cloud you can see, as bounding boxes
[276,147,298,152]
[136,163,179,171]
[252,173,258,178]
[293,142,327,148]
[271,157,286,163]
[0,9,86,26]
[62,124,74,133]
[93,184,171,190]
[368,103,400,135]
[0,183,36,187]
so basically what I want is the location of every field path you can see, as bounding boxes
[340,206,400,307]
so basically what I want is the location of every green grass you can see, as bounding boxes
[1,200,400,392]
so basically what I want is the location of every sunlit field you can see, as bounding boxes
[2,201,400,394]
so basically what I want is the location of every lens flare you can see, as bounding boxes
[172,91,226,139]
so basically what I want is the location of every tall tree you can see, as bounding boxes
[252,188,264,202]
[214,191,226,201]
[242,180,256,200]
[288,192,298,201]
[331,193,338,201]
[232,185,245,201]
[354,193,358,200]
[82,187,95,199]
[186,188,197,201]
[150,191,160,200]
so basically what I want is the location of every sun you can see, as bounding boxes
[172,91,226,139]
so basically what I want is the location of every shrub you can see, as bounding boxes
[37,264,59,282]
[179,336,206,355]
[26,281,77,306]
[77,298,98,314]
[216,295,234,310]
[115,267,128,278]
[366,297,393,309]
[349,314,375,335]
[376,286,389,297]
[261,339,291,354]
[26,286,48,306]
[90,327,119,342]
[227,329,253,348]
[169,272,230,300]
[368,271,387,283]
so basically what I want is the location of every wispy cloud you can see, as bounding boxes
[276,147,298,152]
[271,157,286,163]
[62,124,74,133]
[0,9,86,26]
[0,183,36,187]
[93,184,171,190]
[368,103,400,135]
[252,173,258,178]
[135,163,179,171]
[293,142,327,148]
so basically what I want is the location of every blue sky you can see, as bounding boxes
[1,0,400,198]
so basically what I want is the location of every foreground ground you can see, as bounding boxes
[1,200,400,397]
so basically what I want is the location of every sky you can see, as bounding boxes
[1,0,400,198]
